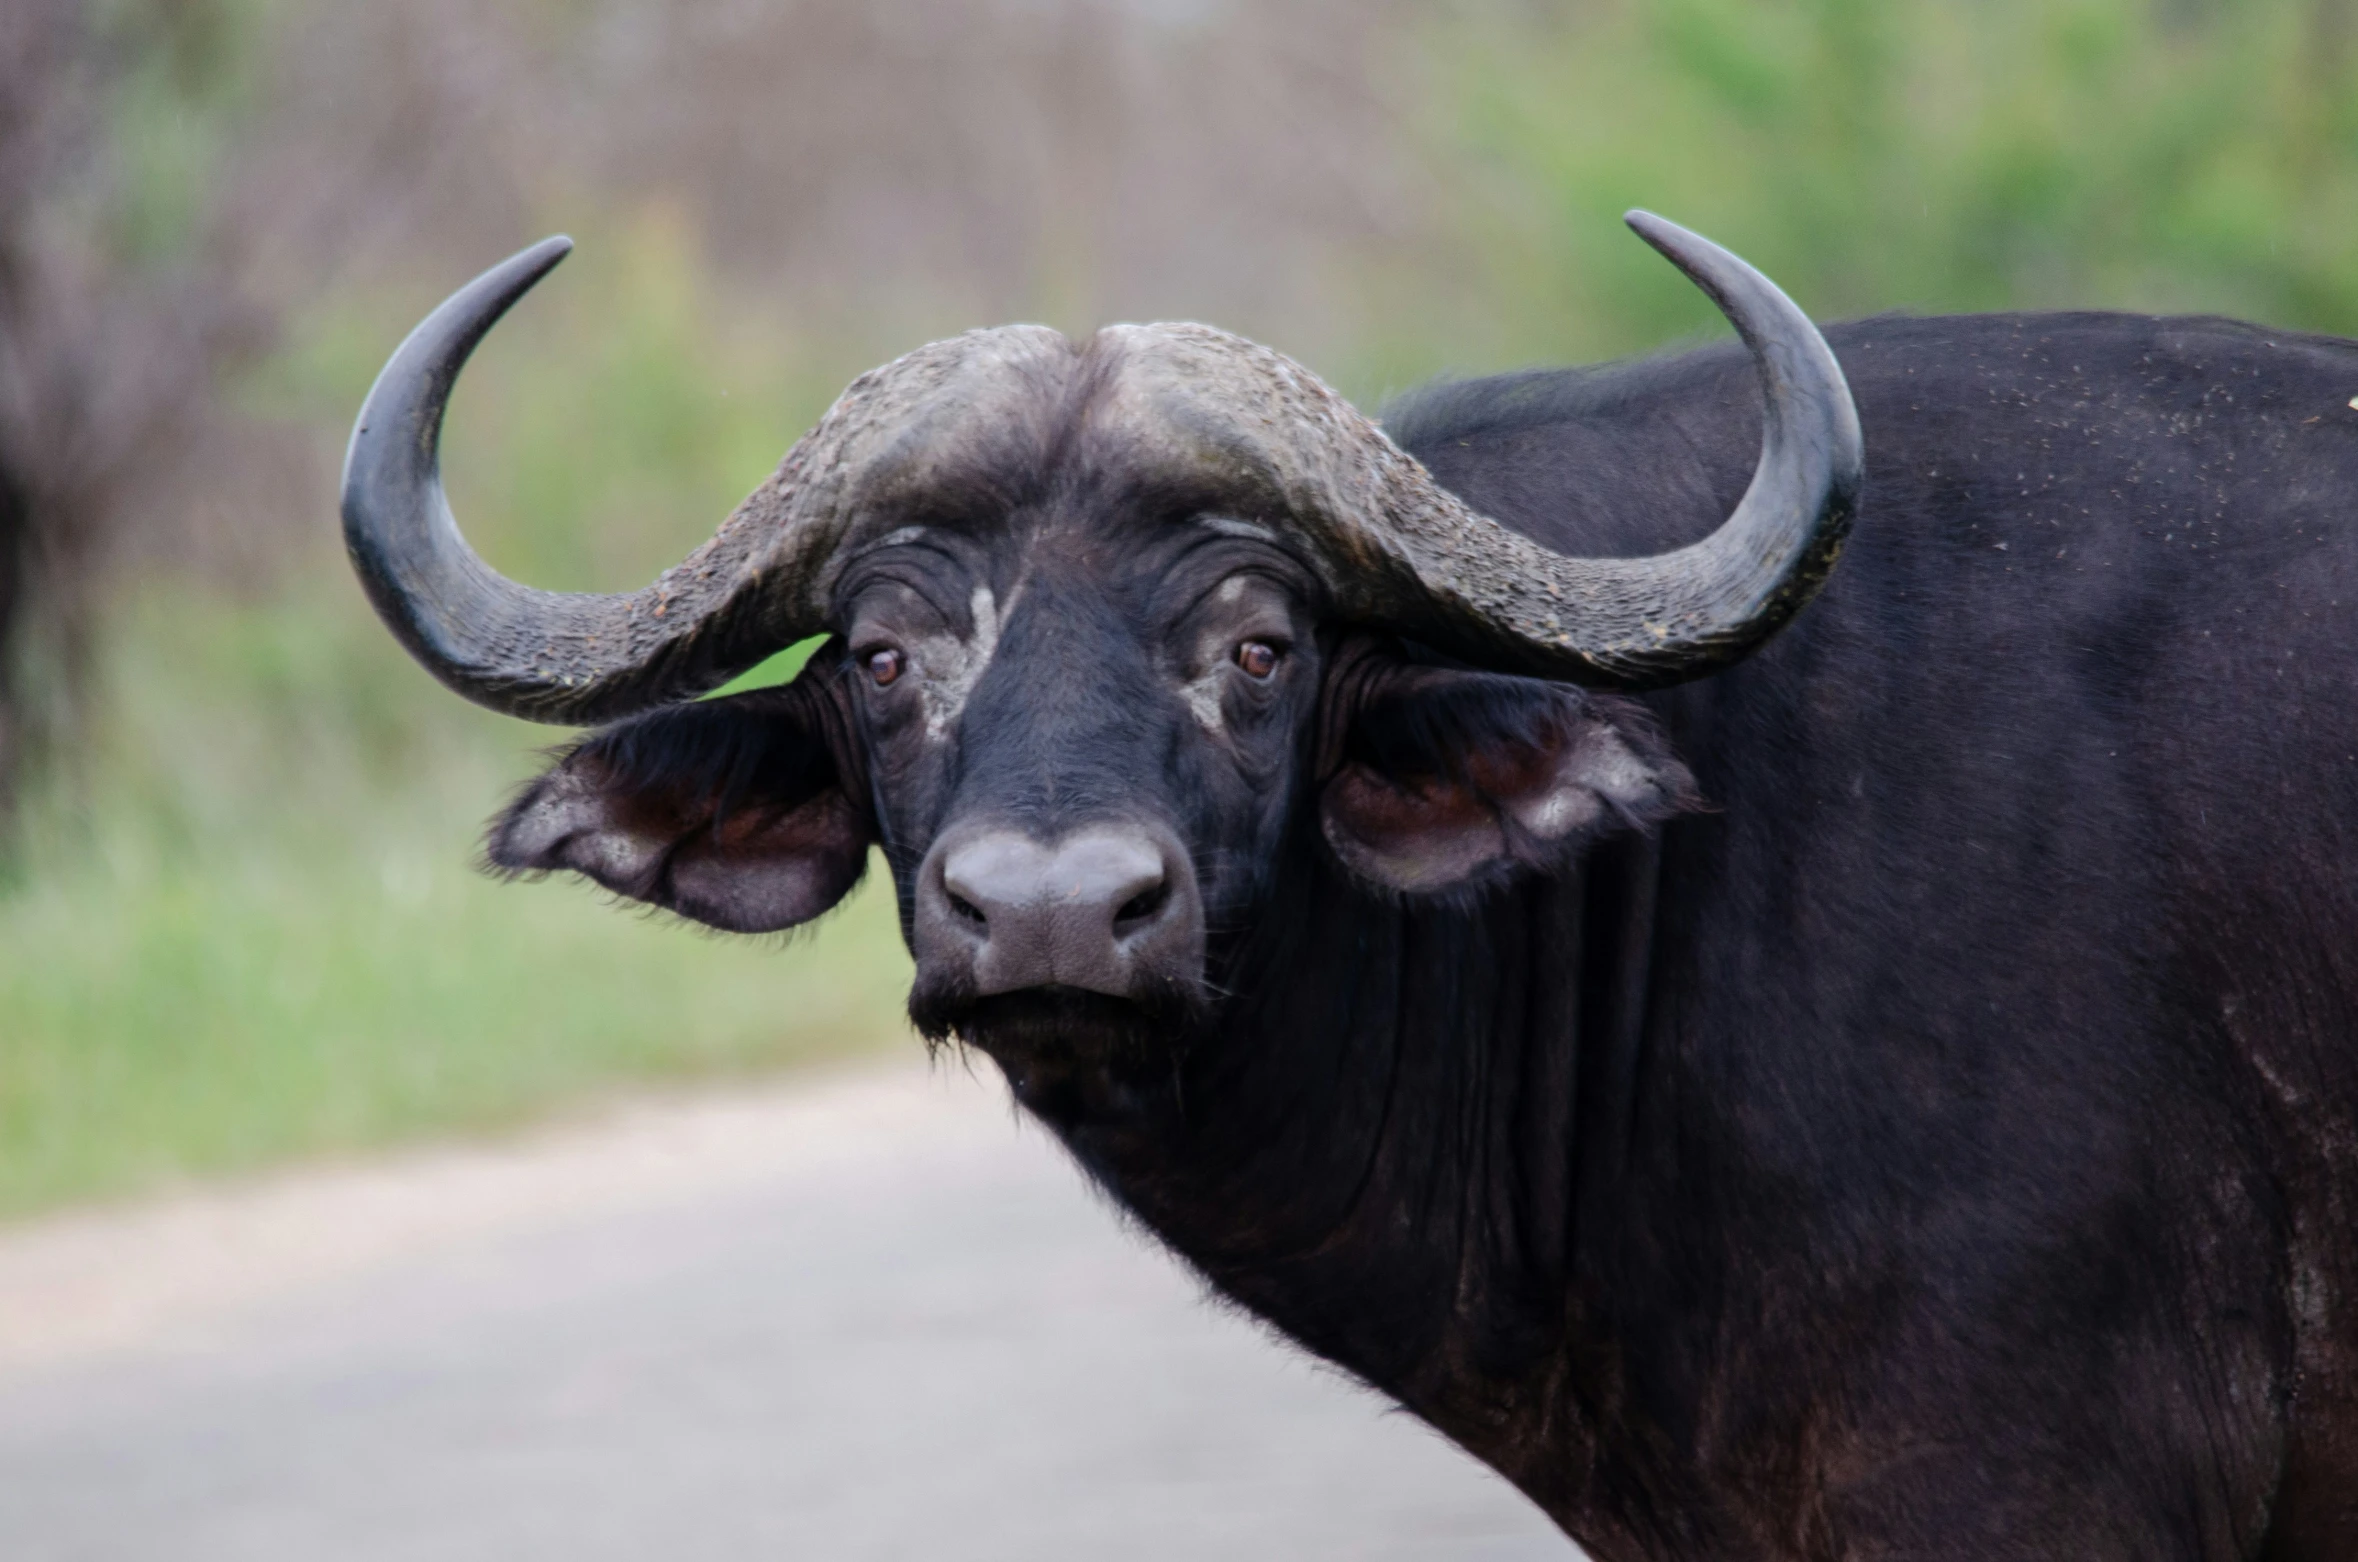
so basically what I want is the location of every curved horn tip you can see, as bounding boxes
[1620,210,1737,281]
[349,236,578,451]
[520,233,574,272]
[446,235,576,331]
[474,235,575,313]
[340,234,590,718]
[339,229,819,725]
[1621,208,1682,246]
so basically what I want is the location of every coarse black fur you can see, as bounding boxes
[496,309,2358,1559]
[545,680,850,830]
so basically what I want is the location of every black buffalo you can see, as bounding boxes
[342,215,2358,1558]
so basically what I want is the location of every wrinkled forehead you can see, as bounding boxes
[827,321,1307,541]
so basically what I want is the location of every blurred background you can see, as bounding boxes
[5,0,2358,1218]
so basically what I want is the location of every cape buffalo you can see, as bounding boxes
[342,215,2358,1558]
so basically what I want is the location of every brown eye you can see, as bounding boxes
[866,648,905,687]
[1235,640,1280,679]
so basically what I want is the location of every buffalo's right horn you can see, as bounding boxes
[342,238,835,723]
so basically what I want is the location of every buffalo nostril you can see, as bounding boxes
[1115,882,1168,927]
[948,891,988,927]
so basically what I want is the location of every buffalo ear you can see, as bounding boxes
[487,673,872,934]
[1319,667,1697,895]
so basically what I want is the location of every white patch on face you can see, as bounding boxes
[1179,599,1254,735]
[1180,670,1226,733]
[915,584,1001,741]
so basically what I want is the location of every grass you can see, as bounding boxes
[0,579,914,1220]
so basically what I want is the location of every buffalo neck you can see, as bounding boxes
[1024,826,1672,1506]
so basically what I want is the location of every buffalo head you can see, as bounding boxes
[341,216,1860,1110]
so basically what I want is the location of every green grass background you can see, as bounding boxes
[0,583,912,1219]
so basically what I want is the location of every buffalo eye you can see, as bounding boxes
[865,648,905,687]
[1235,640,1281,679]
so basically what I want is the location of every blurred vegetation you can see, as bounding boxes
[9,0,2358,1215]
[0,589,907,1216]
[1436,0,2358,363]
[0,0,278,826]
[0,219,906,1216]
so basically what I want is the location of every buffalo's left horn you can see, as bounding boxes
[1436,212,1862,686]
[341,237,834,723]
[1469,212,1864,685]
[1180,212,1862,688]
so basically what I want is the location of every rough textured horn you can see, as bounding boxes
[1105,212,1862,688]
[347,216,1856,725]
[342,236,1001,725]
[344,239,1079,724]
[341,237,783,721]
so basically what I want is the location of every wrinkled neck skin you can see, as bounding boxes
[988,814,1674,1545]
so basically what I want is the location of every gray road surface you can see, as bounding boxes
[0,1058,1574,1560]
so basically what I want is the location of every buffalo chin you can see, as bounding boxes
[911,984,1203,1123]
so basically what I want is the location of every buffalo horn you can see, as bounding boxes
[344,215,1858,722]
[1245,211,1863,688]
[340,237,836,723]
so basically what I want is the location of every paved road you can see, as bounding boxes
[0,1058,1574,1560]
